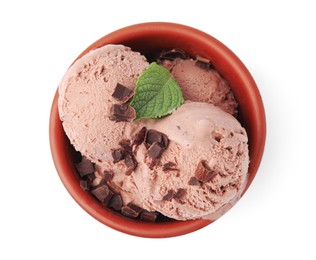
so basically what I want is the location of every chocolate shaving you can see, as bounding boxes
[124,153,137,175]
[108,194,123,211]
[91,184,113,205]
[109,104,136,122]
[140,211,158,222]
[158,49,189,62]
[147,142,165,159]
[112,83,134,102]
[195,55,212,70]
[131,127,147,146]
[174,188,186,199]
[75,158,94,177]
[194,160,217,183]
[163,190,175,201]
[162,162,178,171]
[111,148,125,163]
[188,176,201,186]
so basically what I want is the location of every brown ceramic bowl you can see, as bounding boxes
[49,22,266,238]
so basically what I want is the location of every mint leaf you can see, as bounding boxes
[130,62,184,120]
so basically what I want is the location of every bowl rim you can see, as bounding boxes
[49,22,266,238]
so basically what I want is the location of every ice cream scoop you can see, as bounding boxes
[161,58,237,116]
[58,45,148,163]
[133,102,249,220]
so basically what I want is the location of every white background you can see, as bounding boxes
[1,0,315,259]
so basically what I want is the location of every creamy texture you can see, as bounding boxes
[133,102,249,220]
[58,45,148,163]
[162,59,237,116]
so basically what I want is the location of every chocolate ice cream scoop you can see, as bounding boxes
[133,102,249,220]
[58,45,148,163]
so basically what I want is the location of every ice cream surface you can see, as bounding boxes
[58,45,148,163]
[133,102,248,220]
[161,58,237,116]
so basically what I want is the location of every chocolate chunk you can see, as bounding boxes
[195,55,212,70]
[127,203,143,216]
[103,171,113,182]
[85,173,96,182]
[108,194,123,211]
[79,179,90,191]
[109,104,136,122]
[91,185,113,205]
[162,162,178,171]
[194,160,217,183]
[163,190,175,201]
[121,205,140,218]
[161,134,169,148]
[124,153,137,175]
[119,139,132,152]
[140,211,158,222]
[188,176,201,186]
[112,148,125,163]
[112,83,134,102]
[131,127,147,146]
[174,188,186,199]
[146,130,169,159]
[75,158,94,177]
[147,142,165,159]
[146,130,163,146]
[158,49,189,62]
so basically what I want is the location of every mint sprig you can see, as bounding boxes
[130,62,184,120]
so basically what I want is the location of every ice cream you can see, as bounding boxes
[160,57,237,116]
[133,102,248,220]
[58,45,148,163]
[58,44,249,222]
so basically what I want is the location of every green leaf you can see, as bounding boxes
[130,62,184,120]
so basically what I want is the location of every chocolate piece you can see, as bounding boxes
[131,127,147,146]
[109,104,136,122]
[85,173,96,182]
[111,148,125,163]
[108,194,123,211]
[119,139,132,152]
[195,55,212,70]
[147,142,165,159]
[75,158,94,177]
[127,203,143,216]
[140,211,158,222]
[188,176,201,186]
[158,49,189,62]
[146,130,163,146]
[103,171,113,182]
[91,185,113,205]
[163,190,175,201]
[112,83,134,102]
[79,179,90,191]
[174,188,186,199]
[121,205,139,218]
[124,154,137,175]
[162,162,178,171]
[195,160,217,183]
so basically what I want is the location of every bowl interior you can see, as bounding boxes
[50,22,266,238]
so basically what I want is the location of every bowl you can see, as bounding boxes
[49,22,266,238]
